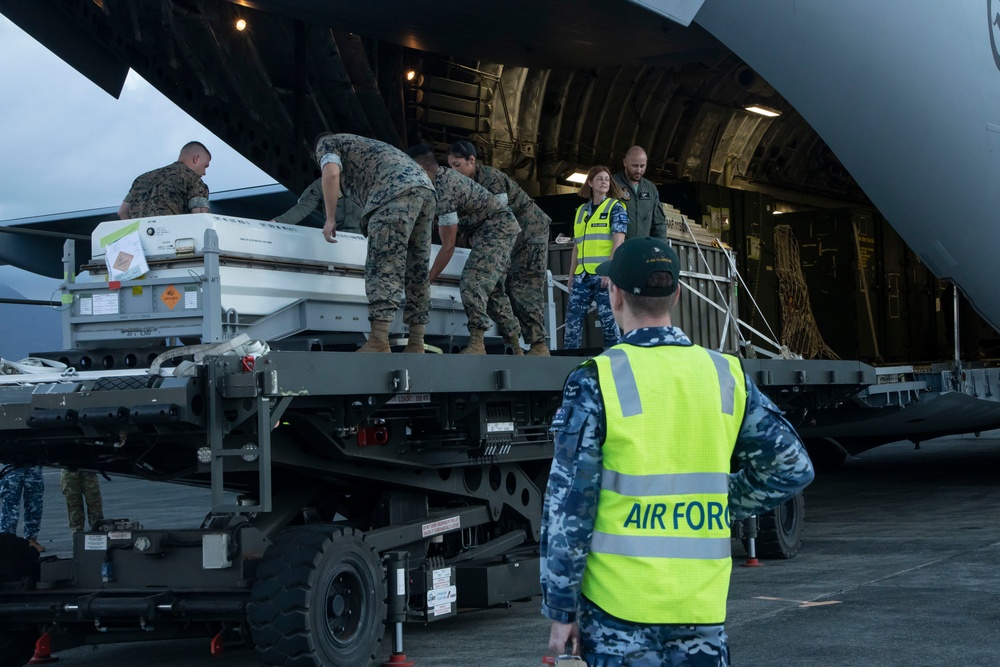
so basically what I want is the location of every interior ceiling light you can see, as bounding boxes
[235,19,247,31]
[565,171,589,184]
[744,104,780,118]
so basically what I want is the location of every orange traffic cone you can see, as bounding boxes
[27,632,58,664]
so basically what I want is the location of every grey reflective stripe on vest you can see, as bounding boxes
[604,348,642,417]
[707,350,736,416]
[591,531,732,559]
[603,470,729,497]
[578,233,612,242]
[578,255,613,266]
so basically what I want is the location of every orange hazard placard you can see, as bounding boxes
[161,285,181,310]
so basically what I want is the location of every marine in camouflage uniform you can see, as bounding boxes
[315,134,436,327]
[0,465,44,545]
[563,199,629,350]
[541,326,815,666]
[427,165,520,336]
[119,142,211,219]
[469,163,552,347]
[273,177,363,233]
[61,470,104,532]
[447,142,553,352]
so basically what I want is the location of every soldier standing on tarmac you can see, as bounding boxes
[541,237,814,666]
[612,146,668,241]
[118,141,212,219]
[447,141,552,356]
[407,144,521,354]
[315,133,436,353]
[0,465,45,552]
[61,469,104,533]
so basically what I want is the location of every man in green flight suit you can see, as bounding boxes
[612,146,667,241]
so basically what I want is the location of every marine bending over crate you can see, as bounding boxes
[314,132,437,353]
[408,144,521,355]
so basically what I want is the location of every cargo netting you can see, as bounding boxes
[774,225,840,360]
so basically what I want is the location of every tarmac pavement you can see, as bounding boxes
[12,432,1000,666]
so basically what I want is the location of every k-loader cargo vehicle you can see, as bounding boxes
[0,214,875,666]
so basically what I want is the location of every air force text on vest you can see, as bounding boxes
[623,500,730,531]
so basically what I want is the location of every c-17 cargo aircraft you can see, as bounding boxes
[0,0,1000,448]
[0,2,998,665]
[0,1,998,453]
[0,0,1000,450]
[4,0,996,318]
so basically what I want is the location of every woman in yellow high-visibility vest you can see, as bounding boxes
[564,165,629,350]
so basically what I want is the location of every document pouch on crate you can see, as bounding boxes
[103,223,149,281]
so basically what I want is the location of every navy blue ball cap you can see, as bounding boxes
[595,237,680,296]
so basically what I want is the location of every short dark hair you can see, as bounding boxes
[313,131,336,151]
[447,140,478,159]
[620,271,676,317]
[405,143,438,168]
[180,141,210,160]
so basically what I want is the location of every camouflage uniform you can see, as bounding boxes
[432,167,520,332]
[0,465,44,540]
[274,178,363,233]
[540,327,815,666]
[316,134,436,324]
[472,164,552,344]
[612,172,667,241]
[60,470,104,532]
[563,199,629,350]
[123,161,210,217]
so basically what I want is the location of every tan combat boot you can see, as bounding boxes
[504,333,524,356]
[525,341,550,357]
[460,330,487,355]
[27,537,45,553]
[403,324,426,353]
[358,320,392,353]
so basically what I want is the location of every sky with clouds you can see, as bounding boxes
[0,15,275,222]
[0,14,278,357]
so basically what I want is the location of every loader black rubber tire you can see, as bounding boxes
[248,526,386,667]
[0,630,37,667]
[0,534,40,667]
[755,493,805,559]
